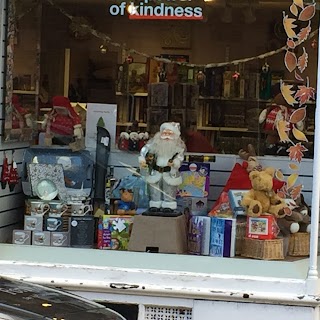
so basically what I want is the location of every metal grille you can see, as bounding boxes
[144,306,192,320]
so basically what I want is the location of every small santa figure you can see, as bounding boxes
[139,122,185,213]
[44,96,83,144]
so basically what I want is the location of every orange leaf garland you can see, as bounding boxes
[297,21,311,43]
[287,173,299,189]
[289,163,299,171]
[283,13,298,38]
[293,0,304,9]
[297,47,308,73]
[284,50,297,72]
[290,184,303,200]
[292,126,308,142]
[289,107,306,124]
[276,119,291,143]
[294,84,316,106]
[298,3,316,22]
[280,81,298,106]
[290,3,298,16]
[294,70,304,82]
[287,39,296,49]
[275,169,285,181]
[287,143,308,162]
[290,3,299,16]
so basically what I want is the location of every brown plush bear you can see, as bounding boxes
[241,167,287,218]
[277,195,311,236]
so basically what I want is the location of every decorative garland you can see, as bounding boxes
[275,0,316,208]
[45,0,318,68]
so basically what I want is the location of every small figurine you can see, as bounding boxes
[116,188,136,215]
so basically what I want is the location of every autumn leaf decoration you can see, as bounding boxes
[275,0,316,204]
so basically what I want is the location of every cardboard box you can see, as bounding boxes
[177,197,207,216]
[128,214,187,254]
[24,215,43,231]
[179,162,210,198]
[188,216,211,255]
[69,216,95,248]
[12,230,31,245]
[209,217,236,258]
[228,189,248,216]
[32,231,51,246]
[246,215,279,240]
[98,215,133,250]
[50,232,70,247]
[44,216,64,232]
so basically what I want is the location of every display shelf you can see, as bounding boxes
[199,96,272,103]
[116,92,148,97]
[117,122,147,127]
[197,126,259,133]
[13,90,37,95]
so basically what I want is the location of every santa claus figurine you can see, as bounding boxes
[44,96,83,145]
[139,122,185,214]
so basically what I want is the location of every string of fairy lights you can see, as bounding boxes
[14,0,319,68]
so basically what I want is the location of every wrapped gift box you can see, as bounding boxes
[246,215,279,240]
[98,215,133,250]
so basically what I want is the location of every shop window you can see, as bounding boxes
[4,0,318,269]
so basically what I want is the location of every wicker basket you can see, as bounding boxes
[235,222,247,256]
[288,232,310,256]
[241,237,284,260]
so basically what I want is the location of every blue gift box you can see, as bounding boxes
[228,189,249,216]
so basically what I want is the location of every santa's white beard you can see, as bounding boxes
[149,133,181,159]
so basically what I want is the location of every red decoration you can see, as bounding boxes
[232,71,240,80]
[1,155,10,190]
[126,55,134,64]
[8,161,19,192]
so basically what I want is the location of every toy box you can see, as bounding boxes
[209,217,236,258]
[188,216,211,255]
[228,189,248,216]
[177,197,208,216]
[246,215,279,240]
[178,162,210,198]
[98,215,133,250]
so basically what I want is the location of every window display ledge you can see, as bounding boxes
[0,244,319,307]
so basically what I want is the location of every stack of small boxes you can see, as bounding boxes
[12,199,95,248]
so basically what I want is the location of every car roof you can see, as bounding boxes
[0,277,126,320]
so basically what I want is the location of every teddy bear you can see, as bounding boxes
[277,194,311,236]
[241,167,287,218]
[115,188,136,215]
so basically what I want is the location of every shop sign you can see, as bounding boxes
[109,0,203,20]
